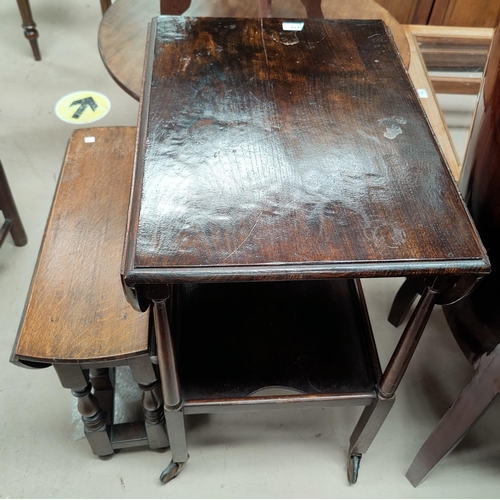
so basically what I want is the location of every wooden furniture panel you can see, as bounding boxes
[98,0,410,101]
[430,0,500,27]
[128,18,485,279]
[13,127,149,364]
[174,280,378,402]
[374,0,433,24]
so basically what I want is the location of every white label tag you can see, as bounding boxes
[417,88,429,98]
[282,21,304,31]
[84,136,96,143]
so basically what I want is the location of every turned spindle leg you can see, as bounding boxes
[16,0,41,61]
[139,380,169,450]
[89,368,114,425]
[72,382,114,458]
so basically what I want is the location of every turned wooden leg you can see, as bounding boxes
[0,160,27,247]
[152,297,189,483]
[139,380,169,450]
[406,346,500,486]
[160,0,192,15]
[16,0,40,61]
[100,0,112,15]
[72,382,114,458]
[379,278,448,399]
[89,368,114,425]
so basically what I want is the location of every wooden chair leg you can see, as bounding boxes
[16,0,40,61]
[0,160,27,247]
[406,346,500,487]
[100,0,112,15]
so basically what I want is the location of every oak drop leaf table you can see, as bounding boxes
[122,16,490,484]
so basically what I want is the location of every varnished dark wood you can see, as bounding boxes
[124,18,491,484]
[173,280,378,401]
[98,0,410,101]
[380,278,447,399]
[406,345,500,486]
[0,160,27,247]
[123,17,488,288]
[16,0,40,60]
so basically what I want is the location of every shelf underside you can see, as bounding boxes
[172,279,379,403]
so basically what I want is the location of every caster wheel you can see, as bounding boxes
[347,454,362,484]
[160,460,186,484]
[98,453,114,461]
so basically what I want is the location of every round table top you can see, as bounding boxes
[98,0,411,101]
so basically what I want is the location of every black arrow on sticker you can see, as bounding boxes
[70,97,98,119]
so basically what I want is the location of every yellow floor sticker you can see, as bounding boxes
[55,91,111,124]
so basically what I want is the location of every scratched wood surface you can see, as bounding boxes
[13,127,150,364]
[98,0,410,101]
[123,17,488,285]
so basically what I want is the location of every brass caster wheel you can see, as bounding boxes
[347,454,362,484]
[160,460,186,484]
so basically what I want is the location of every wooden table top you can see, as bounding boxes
[123,17,488,287]
[98,0,411,101]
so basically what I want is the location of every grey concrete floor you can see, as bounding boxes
[1,1,499,497]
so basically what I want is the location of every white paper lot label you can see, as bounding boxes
[282,21,304,31]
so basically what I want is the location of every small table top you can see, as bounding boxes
[123,16,488,290]
[98,0,411,101]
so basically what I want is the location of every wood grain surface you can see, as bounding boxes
[123,17,488,286]
[98,0,410,100]
[14,127,150,364]
[429,0,500,27]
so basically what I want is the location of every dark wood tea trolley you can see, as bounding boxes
[122,16,490,484]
